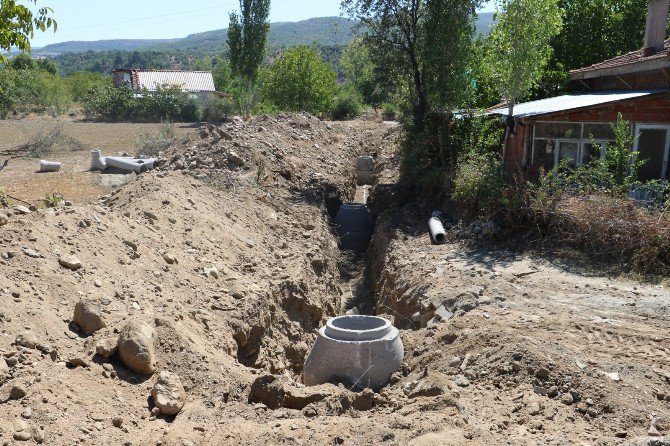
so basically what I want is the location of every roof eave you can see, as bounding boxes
[569,58,670,80]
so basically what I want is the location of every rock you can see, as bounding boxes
[0,358,9,383]
[528,400,543,415]
[0,383,28,403]
[95,338,118,358]
[228,151,245,166]
[68,356,91,368]
[204,266,219,279]
[605,371,621,382]
[0,214,7,226]
[284,384,336,410]
[112,417,123,428]
[22,248,41,258]
[535,367,550,380]
[248,374,286,409]
[624,437,670,446]
[13,205,31,215]
[144,210,158,221]
[561,392,574,405]
[59,254,82,271]
[117,321,157,375]
[163,253,178,265]
[73,299,106,336]
[151,371,186,416]
[13,431,31,441]
[406,373,450,398]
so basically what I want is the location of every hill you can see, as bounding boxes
[33,39,179,57]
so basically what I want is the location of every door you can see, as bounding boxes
[634,126,670,181]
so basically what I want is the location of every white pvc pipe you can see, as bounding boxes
[429,217,447,244]
[105,157,156,174]
[91,150,107,171]
[39,160,62,172]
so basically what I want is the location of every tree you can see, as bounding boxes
[0,0,56,64]
[341,0,481,130]
[341,36,395,110]
[487,0,563,162]
[261,45,338,116]
[227,0,271,117]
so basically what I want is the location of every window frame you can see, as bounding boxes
[532,121,615,168]
[633,124,670,180]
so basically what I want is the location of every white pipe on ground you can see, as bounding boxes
[105,157,156,174]
[429,217,447,244]
[39,160,62,172]
[91,150,107,171]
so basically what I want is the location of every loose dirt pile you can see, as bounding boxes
[0,113,668,445]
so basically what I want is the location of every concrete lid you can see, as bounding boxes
[323,316,393,341]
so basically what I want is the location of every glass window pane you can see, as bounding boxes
[535,122,582,139]
[637,129,667,181]
[534,139,556,171]
[557,141,579,167]
[584,123,615,140]
[582,143,603,165]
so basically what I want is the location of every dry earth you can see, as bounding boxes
[0,114,668,446]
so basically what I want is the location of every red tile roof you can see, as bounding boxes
[570,39,670,78]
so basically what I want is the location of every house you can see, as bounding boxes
[490,0,670,182]
[112,69,216,103]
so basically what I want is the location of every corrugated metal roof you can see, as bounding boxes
[486,90,670,118]
[134,70,215,92]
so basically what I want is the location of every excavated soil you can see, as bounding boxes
[0,114,668,446]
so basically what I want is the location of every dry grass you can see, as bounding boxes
[531,194,670,276]
[15,124,87,158]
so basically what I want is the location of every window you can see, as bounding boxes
[532,122,615,169]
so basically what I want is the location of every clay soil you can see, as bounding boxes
[0,115,668,446]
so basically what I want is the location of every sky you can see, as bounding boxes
[28,0,496,47]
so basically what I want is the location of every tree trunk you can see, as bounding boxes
[246,79,253,118]
[501,100,515,171]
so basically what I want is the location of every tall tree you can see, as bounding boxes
[487,0,563,162]
[341,0,481,130]
[227,0,271,117]
[0,0,56,64]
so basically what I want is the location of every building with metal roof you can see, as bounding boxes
[112,69,216,93]
[491,0,670,180]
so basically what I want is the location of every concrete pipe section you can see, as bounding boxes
[335,203,373,253]
[303,315,404,391]
[39,160,62,172]
[356,155,375,186]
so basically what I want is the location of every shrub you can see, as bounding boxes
[0,67,72,117]
[330,89,362,121]
[452,150,505,218]
[83,84,200,122]
[202,96,236,122]
[16,124,87,158]
[64,72,111,103]
[261,45,338,116]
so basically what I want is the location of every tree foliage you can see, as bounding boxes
[228,0,271,116]
[487,0,563,113]
[261,45,338,116]
[342,0,481,129]
[0,0,56,63]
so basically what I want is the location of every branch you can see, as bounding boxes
[0,160,8,172]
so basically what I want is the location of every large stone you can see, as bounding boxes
[0,214,8,226]
[117,321,157,375]
[73,299,106,336]
[151,371,186,416]
[59,255,82,271]
[248,374,287,409]
[284,384,336,410]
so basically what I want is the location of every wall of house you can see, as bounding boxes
[505,94,670,171]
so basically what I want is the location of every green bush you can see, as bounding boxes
[452,150,505,218]
[83,84,200,122]
[330,89,362,121]
[202,96,236,122]
[64,72,111,103]
[261,45,338,116]
[0,67,72,117]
